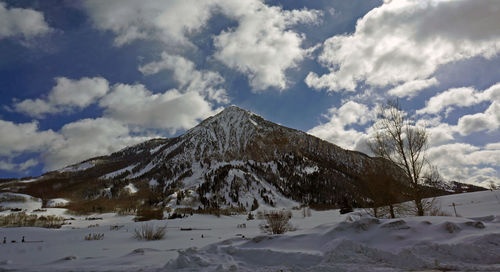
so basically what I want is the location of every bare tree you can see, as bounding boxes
[422,165,444,189]
[362,171,400,218]
[369,100,428,216]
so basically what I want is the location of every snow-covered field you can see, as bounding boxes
[0,190,499,271]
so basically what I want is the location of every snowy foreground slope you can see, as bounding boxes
[1,190,499,272]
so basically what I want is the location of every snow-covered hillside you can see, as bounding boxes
[0,190,499,271]
[4,106,413,212]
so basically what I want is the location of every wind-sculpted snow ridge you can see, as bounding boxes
[164,215,500,272]
[10,106,415,210]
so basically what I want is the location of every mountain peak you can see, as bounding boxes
[214,105,255,120]
[196,105,261,130]
[184,105,263,157]
[13,103,413,214]
[221,105,249,113]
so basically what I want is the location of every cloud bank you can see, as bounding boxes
[306,0,500,93]
[0,2,52,40]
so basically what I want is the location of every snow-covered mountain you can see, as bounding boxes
[8,106,412,211]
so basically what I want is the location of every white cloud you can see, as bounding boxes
[0,2,52,40]
[0,117,152,172]
[481,82,500,102]
[413,82,500,136]
[99,83,220,133]
[3,69,226,171]
[427,143,500,186]
[139,53,229,103]
[2,88,222,170]
[387,78,438,98]
[306,0,500,92]
[42,118,151,170]
[418,82,500,116]
[213,0,322,91]
[456,102,500,135]
[0,159,38,172]
[0,120,60,157]
[427,143,478,168]
[0,119,59,173]
[426,123,455,146]
[83,0,216,46]
[486,143,500,150]
[307,101,374,152]
[414,116,456,146]
[84,0,321,92]
[10,57,225,133]
[19,159,38,171]
[11,99,54,118]
[13,77,109,118]
[47,77,109,108]
[417,87,480,115]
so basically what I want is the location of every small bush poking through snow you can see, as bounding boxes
[134,207,164,222]
[261,210,293,234]
[247,212,254,220]
[84,233,104,240]
[117,207,136,216]
[0,212,64,228]
[133,224,167,240]
[109,224,124,231]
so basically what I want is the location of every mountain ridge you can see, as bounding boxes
[3,106,420,212]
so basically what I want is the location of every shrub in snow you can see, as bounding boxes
[133,224,167,240]
[464,221,485,229]
[443,222,461,233]
[261,210,293,234]
[0,212,64,228]
[134,207,164,222]
[256,211,264,220]
[364,205,394,218]
[109,224,124,231]
[247,212,254,220]
[117,207,136,216]
[190,206,246,217]
[84,233,104,240]
[339,206,353,214]
[168,212,185,220]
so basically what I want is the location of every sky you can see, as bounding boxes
[0,0,499,187]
